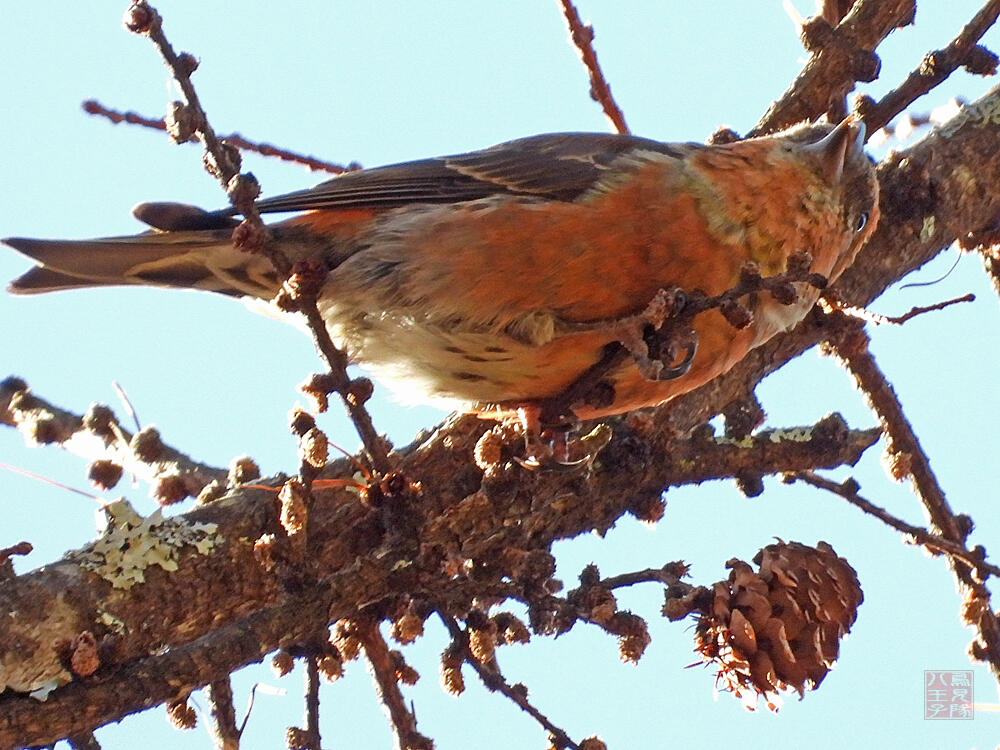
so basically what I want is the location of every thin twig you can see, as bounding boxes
[203,679,241,750]
[824,316,1000,684]
[599,565,691,591]
[438,613,583,750]
[300,306,393,475]
[111,381,142,433]
[1,376,227,501]
[556,0,630,134]
[0,462,102,502]
[82,99,352,175]
[788,470,1000,578]
[867,97,967,145]
[356,620,429,750]
[822,292,975,325]
[237,684,260,737]
[124,1,392,475]
[858,0,1000,132]
[303,655,321,750]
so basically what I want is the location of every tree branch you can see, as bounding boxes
[751,0,916,134]
[0,376,227,503]
[787,470,1000,578]
[556,0,629,134]
[439,614,582,750]
[858,0,1000,133]
[203,679,240,750]
[822,318,1000,687]
[82,99,354,175]
[358,620,430,750]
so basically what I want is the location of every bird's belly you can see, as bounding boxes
[327,289,818,418]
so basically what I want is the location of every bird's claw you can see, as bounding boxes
[514,410,613,471]
[656,338,698,380]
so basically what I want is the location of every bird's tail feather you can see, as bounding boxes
[4,230,275,298]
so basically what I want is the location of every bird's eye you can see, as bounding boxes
[855,212,869,232]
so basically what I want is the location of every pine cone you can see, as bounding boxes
[694,540,862,710]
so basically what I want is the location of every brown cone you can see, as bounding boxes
[694,540,862,710]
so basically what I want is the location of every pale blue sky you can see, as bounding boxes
[1,3,999,748]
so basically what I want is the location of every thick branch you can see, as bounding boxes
[0,591,339,748]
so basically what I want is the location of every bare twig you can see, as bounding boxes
[302,655,321,750]
[111,381,142,433]
[556,0,630,134]
[1,376,227,502]
[123,1,392,475]
[203,679,241,750]
[237,684,261,737]
[357,620,430,750]
[823,317,1000,685]
[787,470,1000,578]
[599,565,691,591]
[821,292,975,325]
[299,306,393,475]
[439,614,583,750]
[867,97,967,145]
[82,99,353,175]
[857,0,1000,133]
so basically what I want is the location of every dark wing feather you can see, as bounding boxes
[240,132,689,215]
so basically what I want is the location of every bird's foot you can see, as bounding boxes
[512,405,612,471]
[560,287,699,382]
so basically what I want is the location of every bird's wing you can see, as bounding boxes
[245,132,690,214]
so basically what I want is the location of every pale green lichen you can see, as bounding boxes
[97,611,127,635]
[714,435,755,448]
[767,427,814,443]
[715,427,814,447]
[673,458,697,473]
[73,499,221,590]
[951,165,978,196]
[920,215,937,243]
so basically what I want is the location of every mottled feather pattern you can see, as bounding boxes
[5,121,879,418]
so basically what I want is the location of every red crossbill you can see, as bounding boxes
[5,120,878,421]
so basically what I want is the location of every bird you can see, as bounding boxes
[5,119,879,430]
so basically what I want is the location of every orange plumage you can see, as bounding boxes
[4,120,878,420]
